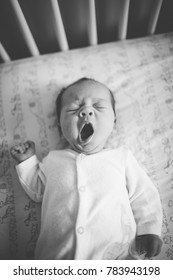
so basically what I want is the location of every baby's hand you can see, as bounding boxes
[10,140,36,164]
[135,234,162,259]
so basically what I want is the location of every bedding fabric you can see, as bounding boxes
[0,32,173,259]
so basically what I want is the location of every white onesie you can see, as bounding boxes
[16,147,162,260]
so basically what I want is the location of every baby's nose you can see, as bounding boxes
[79,106,94,118]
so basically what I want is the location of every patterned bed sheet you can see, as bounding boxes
[0,32,173,260]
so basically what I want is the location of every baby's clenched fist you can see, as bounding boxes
[135,234,162,259]
[10,140,35,164]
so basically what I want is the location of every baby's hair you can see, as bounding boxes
[56,77,116,123]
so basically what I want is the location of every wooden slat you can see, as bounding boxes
[88,0,98,45]
[0,42,11,62]
[118,0,130,40]
[50,0,69,51]
[10,0,39,56]
[147,0,163,35]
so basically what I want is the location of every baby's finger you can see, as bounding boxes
[10,147,18,155]
[12,145,22,153]
[20,143,26,153]
[24,141,30,149]
[12,144,25,154]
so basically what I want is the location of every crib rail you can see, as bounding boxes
[147,0,163,35]
[0,0,170,63]
[10,0,40,56]
[118,0,130,40]
[50,0,69,51]
[0,42,10,62]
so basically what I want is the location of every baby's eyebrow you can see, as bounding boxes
[93,98,110,104]
[68,97,111,106]
[95,98,108,102]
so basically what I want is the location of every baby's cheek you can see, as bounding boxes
[62,121,78,141]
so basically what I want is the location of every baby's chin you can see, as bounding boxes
[71,140,105,155]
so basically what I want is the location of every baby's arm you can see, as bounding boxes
[125,150,163,258]
[11,141,46,202]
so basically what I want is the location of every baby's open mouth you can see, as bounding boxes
[79,123,94,144]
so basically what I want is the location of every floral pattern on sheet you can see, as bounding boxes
[0,33,173,259]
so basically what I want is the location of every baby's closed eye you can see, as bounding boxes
[93,102,108,110]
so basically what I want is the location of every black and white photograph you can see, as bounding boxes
[0,0,173,278]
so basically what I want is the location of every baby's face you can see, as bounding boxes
[59,80,115,154]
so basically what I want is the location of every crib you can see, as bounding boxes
[1,0,173,62]
[0,0,173,260]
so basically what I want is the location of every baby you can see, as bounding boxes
[11,78,163,260]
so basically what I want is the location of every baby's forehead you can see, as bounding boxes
[62,80,112,103]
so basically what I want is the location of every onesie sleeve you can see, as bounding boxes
[125,150,162,236]
[16,155,47,202]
